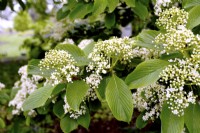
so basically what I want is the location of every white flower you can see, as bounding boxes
[0,82,5,90]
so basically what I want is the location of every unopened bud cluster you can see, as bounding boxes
[87,37,135,74]
[156,7,188,30]
[39,50,79,86]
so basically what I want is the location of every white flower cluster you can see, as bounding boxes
[165,87,196,116]
[132,47,159,60]
[85,74,102,100]
[87,37,135,74]
[63,96,86,119]
[159,58,198,116]
[160,58,200,88]
[0,82,5,90]
[133,83,166,121]
[155,26,200,53]
[39,50,79,86]
[9,65,43,116]
[156,7,188,30]
[154,0,180,15]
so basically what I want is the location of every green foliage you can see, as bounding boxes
[135,30,160,49]
[187,5,200,29]
[105,13,116,29]
[106,74,133,122]
[136,113,148,129]
[22,85,54,111]
[60,115,78,133]
[14,11,32,32]
[53,100,65,119]
[125,59,170,89]
[132,1,149,20]
[68,3,93,20]
[107,0,119,12]
[66,81,89,111]
[183,0,200,8]
[160,103,184,133]
[185,103,200,133]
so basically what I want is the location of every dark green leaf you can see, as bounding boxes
[52,83,66,96]
[77,109,91,129]
[160,103,184,133]
[22,85,53,111]
[124,0,135,7]
[106,74,133,122]
[105,13,116,29]
[66,81,89,111]
[136,113,148,129]
[107,0,119,12]
[125,59,170,89]
[187,5,200,29]
[69,3,93,20]
[133,1,148,20]
[56,8,70,20]
[93,0,107,16]
[60,115,78,133]
[185,103,200,133]
[53,100,65,119]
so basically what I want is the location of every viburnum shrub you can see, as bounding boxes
[8,0,200,133]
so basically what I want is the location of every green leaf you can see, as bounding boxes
[133,1,148,20]
[53,100,65,119]
[66,81,89,111]
[74,56,91,66]
[60,115,78,133]
[56,8,70,20]
[136,113,148,129]
[105,13,116,29]
[107,0,119,12]
[77,109,91,129]
[22,85,53,111]
[135,30,160,49]
[124,0,135,7]
[82,42,95,56]
[187,5,200,29]
[27,59,53,77]
[185,103,200,133]
[0,118,5,128]
[67,0,78,10]
[55,44,89,66]
[96,77,110,101]
[106,74,133,122]
[160,103,184,133]
[68,3,93,20]
[93,0,107,16]
[52,83,66,96]
[125,59,170,89]
[56,44,85,57]
[183,0,200,8]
